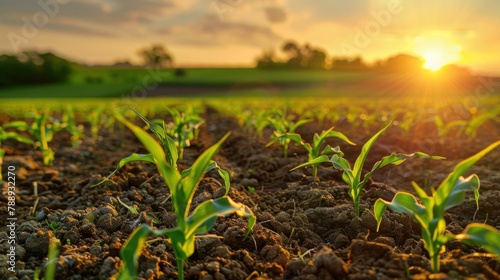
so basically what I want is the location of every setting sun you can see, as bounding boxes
[421,50,448,71]
[413,34,462,71]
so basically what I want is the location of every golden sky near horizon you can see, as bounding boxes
[0,0,499,74]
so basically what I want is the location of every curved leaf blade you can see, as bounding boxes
[91,153,155,187]
[185,196,256,238]
[456,223,500,258]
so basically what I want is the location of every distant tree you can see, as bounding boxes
[138,44,173,68]
[282,40,302,68]
[39,52,72,83]
[112,60,134,68]
[302,44,327,69]
[377,54,423,72]
[0,51,72,87]
[331,56,368,71]
[256,50,279,68]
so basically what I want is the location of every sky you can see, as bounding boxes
[0,0,499,74]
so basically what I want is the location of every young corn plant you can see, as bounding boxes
[266,111,311,158]
[0,122,34,181]
[281,127,356,178]
[293,122,444,217]
[14,113,60,166]
[61,105,84,147]
[87,107,105,140]
[374,140,500,273]
[463,111,499,140]
[92,109,230,190]
[112,113,255,280]
[161,106,205,159]
[434,115,466,138]
[31,113,59,166]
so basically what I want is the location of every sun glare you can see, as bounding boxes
[413,34,462,72]
[421,50,447,71]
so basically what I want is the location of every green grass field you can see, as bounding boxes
[0,67,369,99]
[0,66,498,100]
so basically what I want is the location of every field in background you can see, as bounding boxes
[2,67,490,99]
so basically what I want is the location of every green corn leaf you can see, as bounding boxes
[185,196,256,238]
[290,155,330,171]
[4,132,34,145]
[114,112,181,193]
[282,133,305,146]
[181,160,232,195]
[436,140,500,211]
[44,237,60,280]
[320,145,343,157]
[443,174,479,211]
[91,153,155,187]
[217,168,231,195]
[290,119,311,132]
[371,152,444,172]
[132,108,178,168]
[455,223,500,258]
[359,152,444,189]
[352,122,391,187]
[374,192,427,231]
[329,154,354,186]
[315,128,356,148]
[2,121,30,130]
[179,132,231,218]
[116,225,155,280]
[411,182,435,217]
[193,216,218,236]
[133,109,167,142]
[163,134,179,168]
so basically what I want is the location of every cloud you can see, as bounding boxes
[64,0,178,25]
[0,0,179,28]
[286,0,370,24]
[47,21,117,37]
[264,6,287,23]
[167,15,282,47]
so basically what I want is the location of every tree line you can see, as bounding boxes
[255,40,470,76]
[0,52,73,88]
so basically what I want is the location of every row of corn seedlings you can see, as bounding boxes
[100,108,499,278]
[1,101,499,278]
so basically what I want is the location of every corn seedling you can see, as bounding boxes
[111,113,255,280]
[15,112,61,166]
[464,111,499,139]
[87,108,102,140]
[266,111,311,158]
[159,106,205,159]
[434,115,463,138]
[0,122,34,181]
[293,122,443,217]
[374,140,500,273]
[92,109,230,190]
[285,127,356,178]
[61,106,84,147]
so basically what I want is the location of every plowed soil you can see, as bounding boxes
[1,104,499,280]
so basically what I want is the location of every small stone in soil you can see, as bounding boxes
[25,230,54,258]
[206,261,221,273]
[240,178,259,188]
